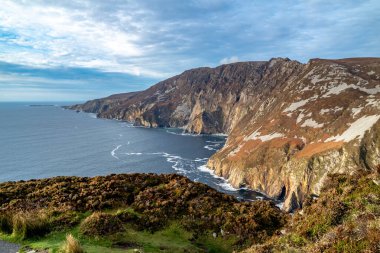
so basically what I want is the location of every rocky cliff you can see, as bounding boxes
[67,57,380,211]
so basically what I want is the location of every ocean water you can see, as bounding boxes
[0,102,266,201]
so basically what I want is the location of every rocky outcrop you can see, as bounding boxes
[67,57,380,211]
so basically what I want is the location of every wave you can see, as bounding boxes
[118,151,188,173]
[165,130,200,137]
[216,181,240,192]
[194,157,208,162]
[276,202,284,210]
[212,133,228,137]
[203,143,222,151]
[110,145,122,160]
[205,140,224,143]
[197,165,239,192]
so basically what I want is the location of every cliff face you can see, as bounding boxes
[68,57,380,211]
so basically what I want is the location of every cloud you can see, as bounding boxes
[0,0,379,101]
[0,61,158,101]
[220,56,239,65]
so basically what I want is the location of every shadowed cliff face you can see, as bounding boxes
[67,57,380,211]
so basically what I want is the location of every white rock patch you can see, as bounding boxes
[310,75,331,85]
[301,85,312,92]
[320,106,343,115]
[283,96,318,113]
[325,115,380,142]
[351,107,363,117]
[297,112,305,123]
[301,118,324,128]
[366,98,380,109]
[322,83,380,97]
[367,70,375,75]
[245,129,284,142]
[320,109,330,115]
[229,144,243,157]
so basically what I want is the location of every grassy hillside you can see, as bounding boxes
[0,173,286,252]
[244,170,380,253]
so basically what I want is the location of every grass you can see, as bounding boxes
[11,211,51,240]
[5,220,237,253]
[0,206,240,252]
[0,173,286,252]
[61,234,84,253]
[242,172,380,253]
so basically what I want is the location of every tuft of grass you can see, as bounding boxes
[12,211,51,240]
[60,234,85,253]
[0,212,13,234]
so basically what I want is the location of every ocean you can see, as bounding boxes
[0,102,266,201]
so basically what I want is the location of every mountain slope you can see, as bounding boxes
[67,57,380,211]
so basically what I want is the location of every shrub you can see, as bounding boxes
[12,211,51,239]
[80,212,124,236]
[116,208,140,223]
[60,234,85,253]
[51,211,82,230]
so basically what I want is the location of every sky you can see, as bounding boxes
[0,0,379,101]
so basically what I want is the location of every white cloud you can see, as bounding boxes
[0,1,168,78]
[0,0,379,84]
[219,56,239,65]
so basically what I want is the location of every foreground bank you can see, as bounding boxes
[1,170,379,252]
[0,173,285,252]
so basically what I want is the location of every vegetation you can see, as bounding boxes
[11,211,51,240]
[1,170,379,252]
[61,234,84,253]
[244,170,380,252]
[0,173,286,252]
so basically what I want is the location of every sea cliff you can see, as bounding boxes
[67,57,380,211]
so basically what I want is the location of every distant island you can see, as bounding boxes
[29,104,57,107]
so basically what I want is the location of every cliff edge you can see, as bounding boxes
[67,57,380,211]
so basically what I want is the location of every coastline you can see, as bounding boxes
[66,107,274,204]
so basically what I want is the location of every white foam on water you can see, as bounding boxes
[212,133,228,137]
[204,143,221,151]
[276,202,285,209]
[88,113,97,119]
[111,145,122,160]
[194,158,208,162]
[206,140,224,143]
[165,130,200,137]
[216,181,239,192]
[124,152,143,155]
[162,153,187,173]
[197,165,239,192]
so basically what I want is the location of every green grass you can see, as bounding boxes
[2,220,237,253]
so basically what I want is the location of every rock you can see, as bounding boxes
[66,57,380,212]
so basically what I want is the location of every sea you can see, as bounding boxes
[0,102,267,201]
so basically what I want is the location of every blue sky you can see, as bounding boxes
[0,0,379,101]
